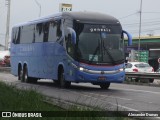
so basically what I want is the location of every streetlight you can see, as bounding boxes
[138,0,142,51]
[138,0,142,61]
[34,0,41,17]
[5,0,11,50]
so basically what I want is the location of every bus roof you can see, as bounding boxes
[13,12,62,27]
[13,11,120,28]
[62,12,120,24]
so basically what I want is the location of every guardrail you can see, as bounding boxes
[125,72,160,79]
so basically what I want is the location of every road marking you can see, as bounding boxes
[81,94,138,111]
[114,88,160,95]
[83,92,132,101]
[148,102,153,104]
[81,93,160,119]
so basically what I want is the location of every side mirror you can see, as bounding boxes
[123,30,132,46]
[66,27,76,45]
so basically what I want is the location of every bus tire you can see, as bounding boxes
[23,65,32,83]
[59,68,71,88]
[18,65,23,81]
[100,83,110,89]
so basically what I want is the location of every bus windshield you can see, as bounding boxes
[75,23,124,65]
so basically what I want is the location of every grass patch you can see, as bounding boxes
[0,81,132,120]
[0,82,61,111]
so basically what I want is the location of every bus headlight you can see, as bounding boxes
[119,68,124,71]
[79,67,84,71]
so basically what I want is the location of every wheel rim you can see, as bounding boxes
[20,69,23,81]
[60,72,65,87]
[23,67,28,83]
[19,68,23,81]
[24,70,28,82]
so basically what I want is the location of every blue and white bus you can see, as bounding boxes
[11,12,132,89]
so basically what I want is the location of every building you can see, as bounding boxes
[125,36,160,70]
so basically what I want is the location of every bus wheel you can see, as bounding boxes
[23,66,31,83]
[59,69,71,88]
[100,83,110,89]
[18,67,23,81]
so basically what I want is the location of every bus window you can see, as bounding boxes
[13,27,21,44]
[48,21,57,42]
[56,20,62,41]
[12,28,19,44]
[66,34,74,58]
[35,23,44,43]
[16,27,21,44]
[20,25,34,44]
[43,22,49,42]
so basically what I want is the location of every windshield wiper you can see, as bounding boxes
[89,41,100,63]
[102,40,116,65]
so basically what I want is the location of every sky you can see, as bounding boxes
[0,0,160,45]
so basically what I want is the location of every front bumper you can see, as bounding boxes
[75,69,125,83]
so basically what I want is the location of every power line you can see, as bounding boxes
[142,12,160,14]
[119,12,138,20]
[127,27,160,33]
[121,17,160,26]
[119,11,160,20]
[141,17,160,21]
[124,20,160,24]
[34,0,41,17]
[123,21,160,27]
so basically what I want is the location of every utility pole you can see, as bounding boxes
[138,0,142,61]
[34,0,41,17]
[5,0,11,50]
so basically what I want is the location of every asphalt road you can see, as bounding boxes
[0,72,160,117]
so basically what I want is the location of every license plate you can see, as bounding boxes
[98,76,106,81]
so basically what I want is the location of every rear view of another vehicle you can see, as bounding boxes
[125,62,154,83]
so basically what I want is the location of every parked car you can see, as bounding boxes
[125,62,154,83]
[0,50,10,67]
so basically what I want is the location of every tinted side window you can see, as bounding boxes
[17,27,21,44]
[35,23,44,43]
[66,34,74,58]
[48,21,57,42]
[12,28,19,44]
[43,22,49,42]
[20,25,34,44]
[48,20,62,42]
[56,20,62,40]
[12,27,21,44]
